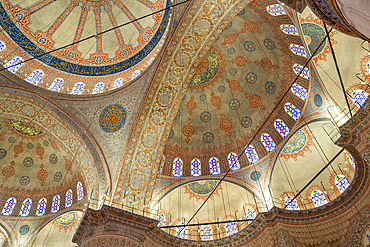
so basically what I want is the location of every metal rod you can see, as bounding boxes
[160,218,254,228]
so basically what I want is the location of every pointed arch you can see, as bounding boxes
[26,69,44,85]
[351,89,369,106]
[19,198,32,217]
[290,44,308,57]
[1,197,16,215]
[71,82,84,95]
[172,158,183,177]
[227,152,240,171]
[274,119,290,138]
[280,24,298,35]
[77,182,84,201]
[291,83,308,101]
[112,78,123,89]
[245,145,259,164]
[36,198,47,216]
[284,102,301,121]
[93,82,105,94]
[311,190,327,207]
[4,56,24,73]
[191,158,201,176]
[261,133,276,152]
[285,196,299,210]
[48,78,64,92]
[66,189,73,208]
[335,175,350,193]
[293,64,310,79]
[209,157,221,175]
[266,3,286,16]
[51,195,60,213]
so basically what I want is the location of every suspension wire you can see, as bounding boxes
[0,0,191,72]
[161,218,254,228]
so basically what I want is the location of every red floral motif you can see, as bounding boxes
[2,161,15,183]
[0,131,6,141]
[241,21,262,33]
[221,33,238,46]
[182,119,195,143]
[187,95,196,115]
[226,79,243,91]
[254,57,279,71]
[36,143,44,160]
[230,56,251,67]
[245,93,265,110]
[64,155,73,175]
[220,114,232,137]
[211,92,221,110]
[37,164,48,186]
[14,141,23,158]
[49,138,60,152]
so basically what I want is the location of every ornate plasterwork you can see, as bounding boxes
[279,127,314,161]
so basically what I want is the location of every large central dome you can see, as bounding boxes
[0,0,171,94]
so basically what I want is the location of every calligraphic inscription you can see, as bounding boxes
[9,119,42,136]
[99,104,126,133]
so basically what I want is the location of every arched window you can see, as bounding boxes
[228,152,240,171]
[209,157,220,175]
[274,119,290,138]
[92,82,105,94]
[36,198,47,216]
[284,102,301,121]
[291,83,308,101]
[280,24,298,35]
[0,40,6,52]
[51,195,60,213]
[266,3,286,16]
[26,69,44,85]
[293,64,310,79]
[158,155,165,175]
[225,220,238,236]
[245,145,259,164]
[335,175,350,193]
[245,207,256,220]
[348,152,355,168]
[311,190,327,207]
[48,78,64,92]
[191,158,201,176]
[172,158,183,177]
[176,222,188,239]
[261,133,276,152]
[19,198,32,217]
[77,182,84,201]
[157,213,166,227]
[351,89,369,107]
[285,196,299,210]
[1,197,16,215]
[201,224,213,240]
[4,56,24,73]
[66,189,73,208]
[131,70,141,80]
[71,82,84,95]
[290,44,308,57]
[112,78,123,89]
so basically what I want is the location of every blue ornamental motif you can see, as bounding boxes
[225,22,233,29]
[23,157,33,167]
[99,104,126,133]
[227,48,235,54]
[301,23,326,56]
[218,86,226,93]
[281,130,306,154]
[244,41,256,52]
[168,129,174,139]
[0,148,6,159]
[199,94,207,101]
[54,172,62,182]
[188,181,218,195]
[19,176,30,186]
[54,212,76,225]
[246,72,257,84]
[19,224,30,235]
[203,132,214,143]
[175,110,181,120]
[190,50,220,86]
[200,112,212,123]
[229,99,240,110]
[263,38,275,50]
[313,93,323,107]
[265,81,276,94]
[241,116,252,128]
[49,154,58,164]
[250,170,261,182]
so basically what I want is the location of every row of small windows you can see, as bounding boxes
[1,182,83,216]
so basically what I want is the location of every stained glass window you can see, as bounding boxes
[157,213,166,227]
[19,198,32,217]
[261,133,276,152]
[0,236,3,244]
[351,89,369,107]
[172,158,183,177]
[228,152,240,171]
[4,56,24,73]
[0,40,6,52]
[26,69,44,85]
[51,195,60,213]
[293,64,310,79]
[266,3,286,16]
[245,207,256,220]
[77,182,84,201]
[291,83,308,101]
[1,197,16,215]
[71,82,84,95]
[66,189,73,208]
[348,152,355,168]
[112,78,123,89]
[285,196,299,210]
[92,82,104,94]
[290,44,308,57]
[209,157,221,175]
[335,175,350,193]
[131,70,141,80]
[176,222,188,239]
[311,190,327,207]
[280,24,298,35]
[225,220,238,236]
[158,155,165,175]
[48,78,64,92]
[36,198,47,216]
[201,225,213,240]
[274,119,290,138]
[191,158,202,176]
[284,102,301,121]
[245,145,259,164]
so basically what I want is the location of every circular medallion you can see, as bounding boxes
[18,224,30,236]
[99,104,126,133]
[281,130,307,154]
[263,38,275,50]
[244,41,256,52]
[200,112,212,123]
[250,170,262,182]
[0,148,7,159]
[227,48,235,54]
[43,140,49,146]
[241,116,252,128]
[8,137,15,143]
[203,132,214,143]
[19,176,30,186]
[27,143,33,149]
[199,94,207,101]
[218,86,226,93]
[229,99,240,110]
[312,91,324,109]
[265,81,276,94]
[23,157,33,167]
[49,154,58,164]
[229,68,237,76]
[246,72,257,84]
[54,172,62,182]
